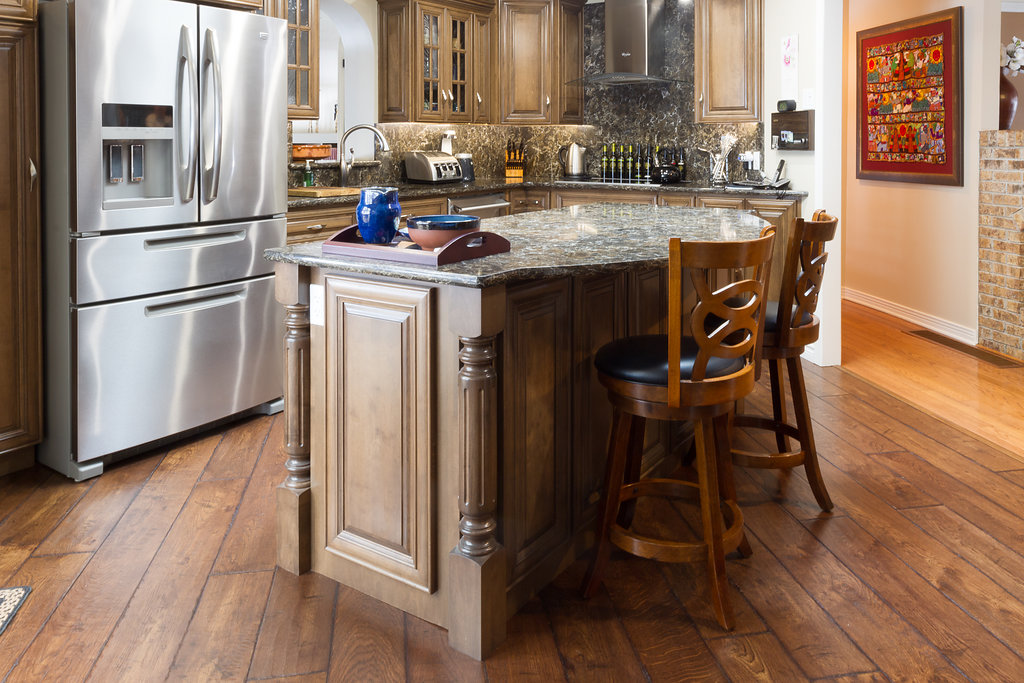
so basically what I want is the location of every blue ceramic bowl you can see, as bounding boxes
[405,214,481,249]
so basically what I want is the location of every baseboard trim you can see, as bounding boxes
[842,287,978,346]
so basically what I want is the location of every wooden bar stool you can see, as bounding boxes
[732,210,838,511]
[581,229,776,630]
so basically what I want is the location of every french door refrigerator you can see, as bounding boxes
[39,0,287,480]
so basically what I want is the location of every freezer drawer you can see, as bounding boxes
[74,218,284,304]
[74,275,282,462]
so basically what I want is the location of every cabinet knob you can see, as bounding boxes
[441,89,448,102]
[545,95,550,107]
[29,157,38,192]
[476,92,482,104]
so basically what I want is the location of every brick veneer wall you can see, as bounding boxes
[978,130,1024,361]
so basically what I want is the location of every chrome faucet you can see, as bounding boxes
[340,124,391,186]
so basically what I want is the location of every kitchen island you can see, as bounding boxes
[264,203,771,659]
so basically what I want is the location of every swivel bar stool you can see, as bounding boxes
[731,210,838,511]
[581,229,776,630]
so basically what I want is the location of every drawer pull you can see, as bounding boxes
[144,230,245,250]
[145,290,245,317]
[305,223,326,231]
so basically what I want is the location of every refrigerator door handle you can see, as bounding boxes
[201,28,224,204]
[175,26,198,203]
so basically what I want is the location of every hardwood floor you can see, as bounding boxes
[3,303,1024,681]
[842,299,1024,460]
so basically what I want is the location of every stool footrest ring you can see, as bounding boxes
[608,480,744,563]
[732,414,805,468]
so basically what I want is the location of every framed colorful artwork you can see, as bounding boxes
[857,7,963,186]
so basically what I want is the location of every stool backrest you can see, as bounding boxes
[775,209,838,346]
[667,229,776,408]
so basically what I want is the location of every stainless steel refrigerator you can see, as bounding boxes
[39,0,287,480]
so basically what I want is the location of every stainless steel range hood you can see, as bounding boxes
[588,0,673,85]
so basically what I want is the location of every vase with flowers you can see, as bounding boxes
[1001,36,1024,129]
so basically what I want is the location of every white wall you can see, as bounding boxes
[763,0,844,365]
[842,0,1002,344]
[293,0,380,160]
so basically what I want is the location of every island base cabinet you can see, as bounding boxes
[299,266,690,657]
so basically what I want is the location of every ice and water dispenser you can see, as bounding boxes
[101,103,175,207]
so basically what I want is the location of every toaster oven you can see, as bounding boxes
[405,150,464,183]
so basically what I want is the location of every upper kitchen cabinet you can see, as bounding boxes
[0,23,42,470]
[378,0,493,123]
[694,0,761,123]
[269,0,320,118]
[0,0,35,22]
[498,0,583,124]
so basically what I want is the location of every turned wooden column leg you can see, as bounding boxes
[448,334,506,660]
[276,263,312,575]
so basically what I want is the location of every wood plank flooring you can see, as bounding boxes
[842,299,1024,460]
[3,303,1024,681]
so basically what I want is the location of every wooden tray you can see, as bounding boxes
[322,225,510,266]
[288,186,361,198]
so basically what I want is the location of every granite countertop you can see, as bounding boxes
[265,203,772,288]
[286,177,807,210]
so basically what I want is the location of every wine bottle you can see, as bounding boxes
[601,144,608,182]
[626,144,633,182]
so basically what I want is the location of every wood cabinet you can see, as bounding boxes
[551,188,657,208]
[498,0,583,124]
[507,188,549,213]
[696,193,801,299]
[320,274,437,593]
[502,279,572,585]
[0,22,41,470]
[379,0,493,123]
[0,0,35,22]
[286,196,447,244]
[571,273,627,526]
[694,0,761,123]
[656,193,695,207]
[269,0,319,119]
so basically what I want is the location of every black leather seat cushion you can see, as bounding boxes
[763,300,813,333]
[594,334,746,386]
[710,299,814,335]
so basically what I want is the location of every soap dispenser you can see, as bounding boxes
[302,160,314,187]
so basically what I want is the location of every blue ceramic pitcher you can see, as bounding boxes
[356,186,401,244]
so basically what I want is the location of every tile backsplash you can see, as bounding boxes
[289,2,763,188]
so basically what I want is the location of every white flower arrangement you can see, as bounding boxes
[1003,36,1024,77]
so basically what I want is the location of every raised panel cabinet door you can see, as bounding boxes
[379,0,411,121]
[321,275,436,593]
[0,0,35,21]
[551,189,657,207]
[499,0,551,123]
[0,24,41,456]
[695,195,746,210]
[747,197,799,300]
[502,279,571,584]
[657,193,695,207]
[627,268,670,473]
[471,12,493,123]
[571,273,627,526]
[557,0,584,124]
[694,0,761,123]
